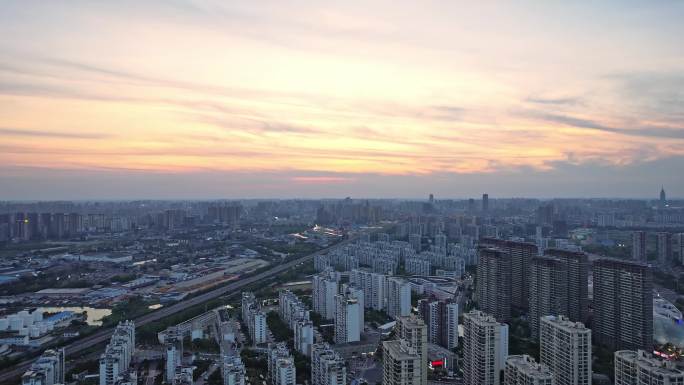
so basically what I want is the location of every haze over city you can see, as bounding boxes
[2,1,683,199]
[4,4,684,385]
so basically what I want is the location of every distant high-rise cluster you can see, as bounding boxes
[315,199,383,225]
[207,203,241,225]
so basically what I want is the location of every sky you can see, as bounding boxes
[1,1,683,200]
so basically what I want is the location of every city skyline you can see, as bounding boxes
[2,1,683,199]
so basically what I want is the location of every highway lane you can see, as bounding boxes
[0,236,357,384]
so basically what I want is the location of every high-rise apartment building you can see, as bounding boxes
[480,239,537,313]
[311,343,346,385]
[504,355,553,385]
[477,247,512,321]
[483,193,489,212]
[386,277,411,319]
[279,290,314,355]
[341,284,365,330]
[99,321,135,385]
[350,269,386,311]
[22,348,65,385]
[545,249,589,323]
[383,340,422,385]
[632,231,647,261]
[268,343,296,385]
[657,232,673,265]
[312,274,339,320]
[242,292,268,344]
[592,259,653,351]
[462,310,509,385]
[614,350,684,385]
[529,249,589,338]
[165,335,182,383]
[396,315,428,385]
[334,293,361,344]
[223,356,247,385]
[418,298,459,349]
[529,257,568,338]
[382,315,428,385]
[675,233,684,264]
[539,315,591,385]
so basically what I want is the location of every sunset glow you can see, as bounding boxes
[1,1,683,198]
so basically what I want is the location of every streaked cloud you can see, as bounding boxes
[0,127,110,139]
[1,0,683,197]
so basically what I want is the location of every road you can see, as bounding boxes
[0,236,358,384]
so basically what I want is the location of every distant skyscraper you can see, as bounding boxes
[504,355,553,385]
[632,231,647,261]
[429,193,434,204]
[539,315,592,385]
[462,310,509,385]
[656,232,673,265]
[483,193,489,212]
[660,186,667,209]
[614,350,684,385]
[593,259,653,351]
